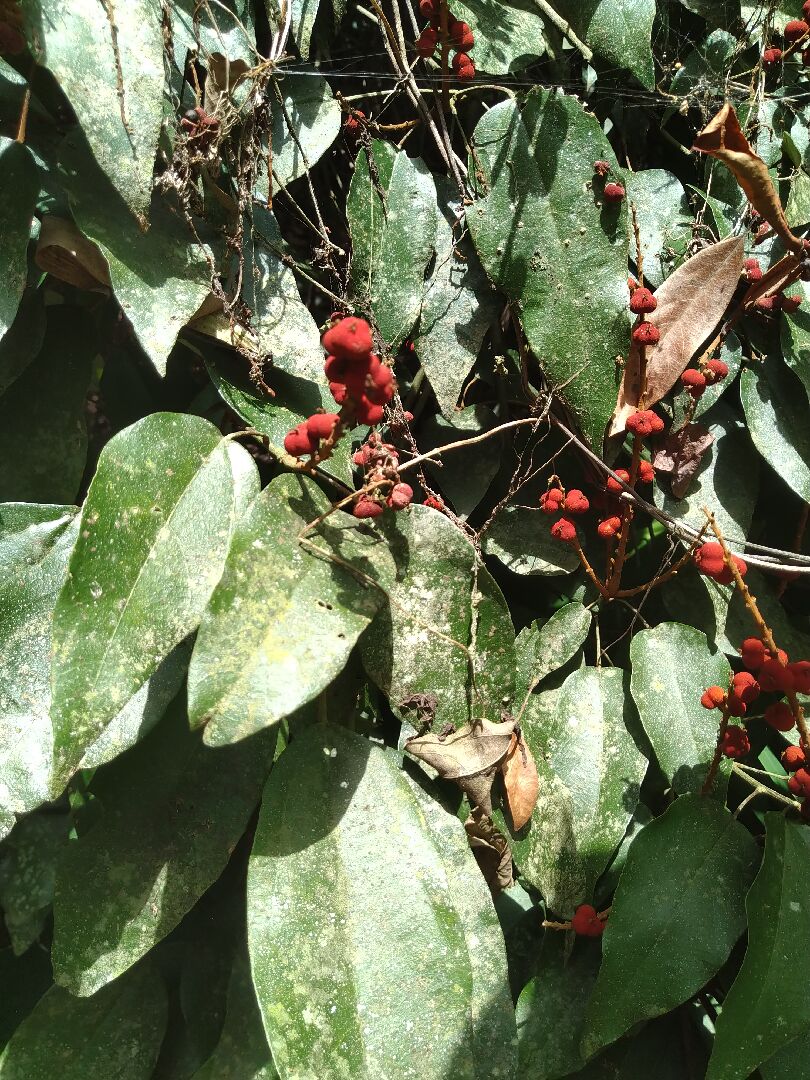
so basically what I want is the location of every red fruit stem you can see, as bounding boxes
[702,703,731,795]
[702,507,810,752]
[605,435,643,598]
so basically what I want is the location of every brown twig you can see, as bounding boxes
[701,704,730,795]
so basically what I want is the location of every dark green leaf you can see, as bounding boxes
[248,722,516,1080]
[417,407,503,517]
[630,622,731,793]
[0,289,46,398]
[468,89,628,449]
[0,812,69,954]
[780,284,810,401]
[0,306,94,504]
[707,815,810,1079]
[52,700,274,995]
[187,473,392,745]
[50,413,258,792]
[347,140,437,349]
[626,168,692,288]
[269,75,340,189]
[551,0,656,89]
[582,794,760,1058]
[740,358,810,501]
[514,601,592,704]
[0,962,167,1078]
[0,138,38,339]
[483,507,580,576]
[450,0,547,72]
[760,1027,810,1080]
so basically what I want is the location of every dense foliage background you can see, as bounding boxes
[2,0,810,1077]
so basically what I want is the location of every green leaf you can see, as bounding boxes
[780,282,810,401]
[347,140,437,348]
[675,0,740,23]
[0,503,78,830]
[0,812,69,955]
[483,507,580,577]
[693,331,742,419]
[0,306,94,504]
[416,177,500,415]
[516,934,602,1080]
[707,815,810,1079]
[360,506,515,730]
[416,407,503,517]
[193,947,278,1079]
[468,89,628,449]
[760,1027,810,1080]
[26,0,164,216]
[741,357,810,501]
[0,138,38,340]
[516,667,647,913]
[50,413,258,792]
[269,75,340,189]
[187,473,392,745]
[0,966,166,1078]
[170,0,256,66]
[0,944,53,1052]
[582,794,760,1059]
[0,289,46,398]
[670,31,738,99]
[248,722,516,1080]
[52,700,274,996]
[514,601,592,703]
[551,0,656,89]
[630,623,731,793]
[59,131,214,375]
[625,168,692,288]
[450,0,547,72]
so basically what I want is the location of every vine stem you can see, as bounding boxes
[701,704,730,796]
[731,763,802,812]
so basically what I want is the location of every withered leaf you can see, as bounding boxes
[501,734,540,831]
[405,717,516,815]
[465,809,514,896]
[610,236,744,436]
[652,423,714,499]
[693,103,803,256]
[399,692,439,730]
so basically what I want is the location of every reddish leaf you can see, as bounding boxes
[501,734,540,830]
[693,103,803,256]
[610,236,744,436]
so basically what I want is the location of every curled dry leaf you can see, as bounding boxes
[693,103,803,256]
[464,809,514,896]
[610,236,744,437]
[35,215,111,291]
[501,733,540,831]
[652,422,714,499]
[405,717,516,816]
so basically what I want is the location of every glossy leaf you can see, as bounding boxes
[625,168,692,288]
[514,600,592,703]
[0,306,94,504]
[0,963,167,1079]
[450,0,547,72]
[483,507,580,576]
[630,622,731,793]
[740,358,810,502]
[0,138,38,339]
[552,0,656,90]
[187,473,392,745]
[360,505,515,730]
[347,140,437,349]
[780,284,810,400]
[582,794,760,1058]
[27,0,164,216]
[248,722,516,1080]
[468,88,629,449]
[515,667,646,914]
[707,815,810,1079]
[51,700,275,996]
[269,75,340,189]
[416,178,500,416]
[50,413,258,792]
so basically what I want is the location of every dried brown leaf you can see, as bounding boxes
[610,236,744,436]
[693,103,803,256]
[501,734,540,830]
[464,809,514,896]
[652,423,713,498]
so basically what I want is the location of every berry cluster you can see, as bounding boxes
[693,541,747,585]
[593,160,625,204]
[754,292,803,316]
[762,7,810,68]
[416,0,475,80]
[629,278,660,347]
[679,358,729,399]
[351,432,414,518]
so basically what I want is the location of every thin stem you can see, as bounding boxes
[530,0,593,60]
[701,706,730,795]
[731,763,802,811]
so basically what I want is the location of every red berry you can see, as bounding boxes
[694,541,729,582]
[451,52,475,79]
[629,287,657,314]
[343,112,364,139]
[637,460,655,484]
[329,381,348,405]
[759,659,795,694]
[603,182,625,203]
[627,276,639,292]
[721,726,750,758]
[785,19,809,43]
[424,495,444,510]
[366,363,395,405]
[306,412,340,440]
[355,397,385,426]
[755,294,781,314]
[789,660,810,695]
[765,701,795,732]
[704,359,729,384]
[632,322,660,346]
[606,468,630,492]
[732,671,760,704]
[419,0,437,17]
[550,518,577,544]
[597,516,623,539]
[353,496,384,519]
[563,489,590,515]
[571,904,605,937]
[322,317,374,360]
[284,423,317,457]
[593,160,611,177]
[782,745,807,772]
[782,295,803,314]
[681,369,707,396]
[416,27,438,57]
[788,768,810,796]
[726,692,747,717]
[387,482,414,510]
[740,637,767,671]
[743,257,763,282]
[763,47,783,65]
[448,20,474,50]
[701,685,727,709]
[626,409,664,438]
[540,488,565,513]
